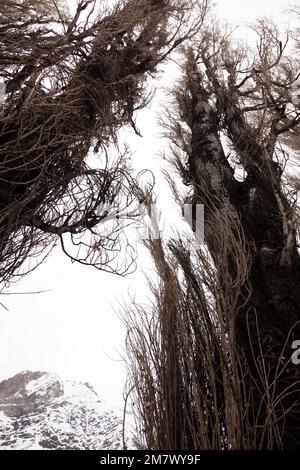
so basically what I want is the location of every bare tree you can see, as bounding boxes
[0,0,198,284]
[126,5,300,449]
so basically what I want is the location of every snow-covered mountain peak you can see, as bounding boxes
[0,371,137,450]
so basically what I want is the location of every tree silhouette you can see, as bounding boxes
[126,4,300,449]
[0,0,195,284]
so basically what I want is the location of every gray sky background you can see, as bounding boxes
[0,0,293,408]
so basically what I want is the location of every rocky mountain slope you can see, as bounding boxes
[0,371,137,450]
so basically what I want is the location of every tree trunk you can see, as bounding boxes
[188,66,300,448]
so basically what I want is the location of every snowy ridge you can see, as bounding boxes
[25,372,62,398]
[0,371,138,450]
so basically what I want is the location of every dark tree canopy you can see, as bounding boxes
[125,4,300,450]
[0,0,197,284]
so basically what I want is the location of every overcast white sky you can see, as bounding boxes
[0,0,292,409]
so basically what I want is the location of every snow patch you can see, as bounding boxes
[25,373,62,397]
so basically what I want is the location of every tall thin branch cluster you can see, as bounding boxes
[0,0,196,283]
[125,5,300,449]
[125,233,254,449]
